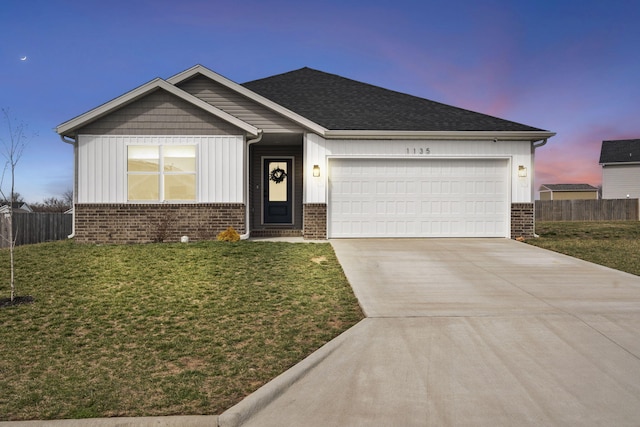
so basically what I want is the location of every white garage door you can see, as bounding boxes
[329,158,509,238]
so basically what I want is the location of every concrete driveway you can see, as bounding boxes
[221,239,640,427]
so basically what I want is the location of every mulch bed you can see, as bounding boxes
[0,295,34,308]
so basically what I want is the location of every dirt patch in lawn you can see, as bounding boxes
[0,295,34,308]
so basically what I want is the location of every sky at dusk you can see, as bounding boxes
[1,0,639,202]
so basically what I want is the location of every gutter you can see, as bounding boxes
[324,130,557,141]
[601,161,640,166]
[240,131,263,240]
[60,135,78,238]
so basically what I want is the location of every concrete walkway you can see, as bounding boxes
[222,239,640,427]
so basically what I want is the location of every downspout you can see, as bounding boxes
[532,138,548,150]
[240,131,263,240]
[531,138,548,200]
[60,135,77,238]
[531,138,548,237]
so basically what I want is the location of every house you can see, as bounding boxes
[599,139,640,199]
[56,65,555,243]
[538,184,599,200]
[0,202,33,214]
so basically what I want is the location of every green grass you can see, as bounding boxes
[528,221,640,276]
[0,240,364,421]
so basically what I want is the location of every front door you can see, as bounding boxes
[263,158,293,224]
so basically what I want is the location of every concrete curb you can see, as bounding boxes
[217,322,361,427]
[0,415,217,427]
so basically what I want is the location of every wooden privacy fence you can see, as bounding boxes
[0,212,72,247]
[535,199,640,221]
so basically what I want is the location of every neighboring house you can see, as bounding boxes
[538,184,599,200]
[599,139,640,199]
[56,65,555,243]
[0,202,33,214]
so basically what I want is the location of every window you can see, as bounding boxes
[127,145,196,201]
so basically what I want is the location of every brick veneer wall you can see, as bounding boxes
[511,203,535,239]
[303,203,327,240]
[74,203,245,244]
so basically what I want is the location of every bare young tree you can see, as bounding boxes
[62,188,73,207]
[0,108,31,302]
[30,196,71,213]
[30,189,74,213]
[0,192,24,205]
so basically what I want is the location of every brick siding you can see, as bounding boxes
[74,203,245,244]
[511,203,534,239]
[303,203,327,240]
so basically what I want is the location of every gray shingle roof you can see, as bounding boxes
[599,139,640,164]
[540,184,598,192]
[242,67,547,132]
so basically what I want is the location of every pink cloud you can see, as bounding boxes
[535,124,639,188]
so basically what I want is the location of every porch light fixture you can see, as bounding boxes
[518,165,527,178]
[313,164,321,177]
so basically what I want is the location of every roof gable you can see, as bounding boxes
[76,88,246,136]
[0,202,32,213]
[599,139,640,164]
[56,78,259,138]
[167,65,327,134]
[175,74,305,133]
[242,67,549,133]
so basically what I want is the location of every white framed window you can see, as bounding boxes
[127,145,196,201]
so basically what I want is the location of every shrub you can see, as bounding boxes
[217,226,240,242]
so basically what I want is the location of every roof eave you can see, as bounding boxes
[323,130,556,141]
[601,161,640,166]
[550,189,598,192]
[56,78,260,138]
[167,65,328,136]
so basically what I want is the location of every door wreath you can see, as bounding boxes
[269,167,287,184]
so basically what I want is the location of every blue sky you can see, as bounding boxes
[1,0,639,202]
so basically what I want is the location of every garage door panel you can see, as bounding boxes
[329,158,508,238]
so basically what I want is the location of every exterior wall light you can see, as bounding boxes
[313,164,320,177]
[518,165,527,178]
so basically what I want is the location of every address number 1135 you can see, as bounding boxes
[407,148,431,154]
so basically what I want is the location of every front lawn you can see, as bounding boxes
[0,240,363,421]
[528,221,640,276]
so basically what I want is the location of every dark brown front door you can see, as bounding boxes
[263,158,293,224]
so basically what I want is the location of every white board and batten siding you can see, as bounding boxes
[77,135,244,203]
[304,134,533,238]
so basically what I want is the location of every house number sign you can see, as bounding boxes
[406,147,431,155]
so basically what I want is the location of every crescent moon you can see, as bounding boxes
[20,56,27,61]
